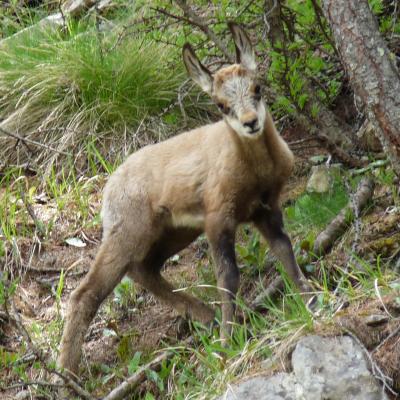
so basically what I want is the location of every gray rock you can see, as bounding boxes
[306,165,332,193]
[218,374,297,400]
[217,335,388,400]
[15,390,31,400]
[292,335,387,400]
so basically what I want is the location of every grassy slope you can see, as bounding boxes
[1,160,399,399]
[1,2,400,399]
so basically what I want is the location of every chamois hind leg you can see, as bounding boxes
[128,228,215,325]
[254,206,311,293]
[129,268,215,324]
[58,232,133,376]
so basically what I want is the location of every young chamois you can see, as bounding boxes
[58,23,311,375]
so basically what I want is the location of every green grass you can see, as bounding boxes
[0,1,52,38]
[0,21,181,126]
[285,179,349,233]
[0,19,183,169]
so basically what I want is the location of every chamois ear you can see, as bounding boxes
[182,43,213,94]
[228,22,256,72]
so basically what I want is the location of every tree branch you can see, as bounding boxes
[0,125,70,156]
[7,299,95,400]
[313,177,375,256]
[173,0,234,62]
[102,350,173,400]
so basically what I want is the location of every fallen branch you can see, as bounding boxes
[36,270,87,285]
[7,299,95,400]
[313,177,375,256]
[102,350,173,400]
[3,380,63,390]
[251,275,284,310]
[19,187,46,238]
[0,125,70,156]
[316,134,365,169]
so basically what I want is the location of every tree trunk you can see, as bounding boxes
[322,0,400,175]
[264,0,353,151]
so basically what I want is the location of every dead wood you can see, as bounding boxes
[313,177,375,256]
[6,299,96,400]
[0,125,70,156]
[322,0,400,176]
[251,275,284,310]
[19,187,46,238]
[102,349,174,400]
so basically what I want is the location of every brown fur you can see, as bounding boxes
[58,24,310,375]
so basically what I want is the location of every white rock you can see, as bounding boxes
[216,335,388,400]
[292,335,387,400]
[306,165,332,193]
[218,373,297,400]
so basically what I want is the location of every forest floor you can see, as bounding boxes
[1,1,400,399]
[1,140,400,399]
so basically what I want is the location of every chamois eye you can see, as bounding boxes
[217,103,230,115]
[254,85,262,100]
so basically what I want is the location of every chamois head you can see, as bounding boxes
[183,23,266,139]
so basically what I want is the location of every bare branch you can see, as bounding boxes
[7,300,95,400]
[0,126,70,156]
[313,177,375,256]
[103,350,173,400]
[173,0,234,62]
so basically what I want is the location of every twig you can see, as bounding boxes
[251,275,284,310]
[237,0,258,18]
[58,0,67,31]
[3,380,63,390]
[372,323,400,355]
[173,0,234,62]
[374,279,394,319]
[313,177,375,256]
[8,299,95,400]
[0,126,70,156]
[94,4,104,64]
[51,369,96,400]
[309,0,340,57]
[152,6,194,26]
[262,0,278,39]
[36,271,87,285]
[26,266,67,273]
[19,186,46,238]
[288,137,319,146]
[102,350,173,400]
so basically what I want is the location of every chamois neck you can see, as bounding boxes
[262,109,294,175]
[262,110,280,145]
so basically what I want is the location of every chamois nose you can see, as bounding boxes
[243,118,258,131]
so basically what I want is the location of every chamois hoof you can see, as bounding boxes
[175,315,191,339]
[299,281,318,312]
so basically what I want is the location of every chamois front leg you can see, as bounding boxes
[206,215,239,341]
[254,206,311,294]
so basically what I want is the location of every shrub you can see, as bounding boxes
[0,21,182,169]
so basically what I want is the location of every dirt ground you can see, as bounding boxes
[1,143,400,399]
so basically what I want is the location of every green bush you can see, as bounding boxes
[0,22,182,129]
